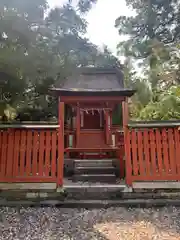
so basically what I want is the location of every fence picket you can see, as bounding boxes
[6,130,15,177]
[0,131,8,176]
[155,129,163,175]
[137,130,145,175]
[162,129,170,175]
[32,130,38,176]
[39,130,45,176]
[19,130,26,176]
[0,131,2,172]
[168,128,176,175]
[45,131,51,176]
[149,129,157,176]
[13,130,20,176]
[131,130,139,176]
[143,129,151,175]
[51,130,57,178]
[174,128,180,174]
[26,130,32,176]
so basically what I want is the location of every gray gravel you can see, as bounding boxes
[0,206,180,239]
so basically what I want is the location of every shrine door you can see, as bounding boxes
[82,111,103,129]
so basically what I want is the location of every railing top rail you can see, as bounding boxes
[128,120,180,128]
[0,124,59,129]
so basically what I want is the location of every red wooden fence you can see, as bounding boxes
[125,126,180,185]
[0,126,60,183]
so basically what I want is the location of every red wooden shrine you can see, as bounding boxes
[52,67,135,183]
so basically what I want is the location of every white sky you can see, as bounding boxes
[48,0,133,55]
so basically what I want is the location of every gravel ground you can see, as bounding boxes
[0,206,180,240]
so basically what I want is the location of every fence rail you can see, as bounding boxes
[0,128,59,183]
[125,127,180,185]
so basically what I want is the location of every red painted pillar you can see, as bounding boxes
[109,110,112,145]
[105,110,109,145]
[76,105,80,147]
[122,98,132,186]
[58,99,64,186]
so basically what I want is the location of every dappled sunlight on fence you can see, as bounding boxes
[126,127,180,185]
[0,127,59,183]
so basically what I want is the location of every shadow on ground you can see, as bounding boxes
[0,206,180,239]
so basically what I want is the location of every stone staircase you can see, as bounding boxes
[73,159,117,183]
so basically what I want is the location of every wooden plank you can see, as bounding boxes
[0,130,2,171]
[137,130,145,176]
[6,130,14,177]
[122,100,129,127]
[131,129,139,176]
[155,129,163,175]
[174,128,180,174]
[45,130,51,176]
[19,130,27,176]
[61,96,125,103]
[124,128,132,185]
[32,130,39,176]
[131,174,180,181]
[133,181,180,189]
[105,111,109,144]
[167,128,176,175]
[13,130,21,177]
[119,145,125,179]
[76,106,80,147]
[149,129,157,176]
[25,130,32,176]
[162,128,170,175]
[58,101,64,186]
[0,130,2,174]
[0,131,8,176]
[65,147,118,152]
[38,130,45,176]
[0,124,59,129]
[0,177,57,183]
[0,183,56,190]
[143,129,151,176]
[51,130,57,178]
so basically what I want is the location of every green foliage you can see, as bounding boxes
[0,0,118,121]
[116,0,180,120]
[139,86,180,120]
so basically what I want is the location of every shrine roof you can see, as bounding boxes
[50,88,135,97]
[51,67,135,97]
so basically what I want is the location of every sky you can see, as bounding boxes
[48,0,133,56]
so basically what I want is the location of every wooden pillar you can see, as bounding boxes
[105,110,110,145]
[122,97,132,186]
[122,98,129,127]
[76,105,80,147]
[109,110,112,145]
[58,99,64,186]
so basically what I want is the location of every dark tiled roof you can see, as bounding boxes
[50,88,135,97]
[57,67,124,90]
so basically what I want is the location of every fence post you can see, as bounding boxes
[58,100,64,186]
[122,98,132,186]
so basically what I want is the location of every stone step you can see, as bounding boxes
[73,174,117,183]
[63,183,127,200]
[74,159,114,168]
[74,166,115,175]
[39,199,180,208]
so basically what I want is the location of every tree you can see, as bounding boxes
[0,0,119,121]
[138,86,180,120]
[116,0,180,120]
